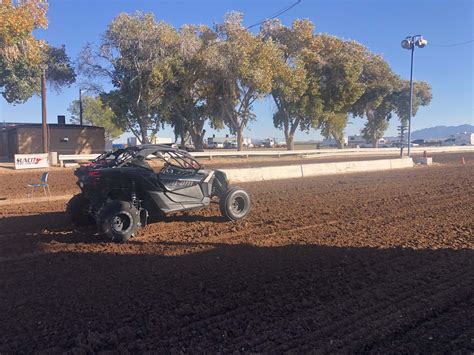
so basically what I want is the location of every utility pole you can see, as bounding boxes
[79,89,84,125]
[41,68,48,153]
[398,125,407,157]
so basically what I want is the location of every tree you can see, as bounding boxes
[0,0,48,63]
[79,12,178,143]
[304,35,369,147]
[68,96,124,141]
[1,1,75,104]
[393,80,432,124]
[161,25,223,150]
[212,12,280,151]
[351,54,400,147]
[358,80,432,147]
[262,19,322,150]
[0,44,75,103]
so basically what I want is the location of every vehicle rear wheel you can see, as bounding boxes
[219,186,251,221]
[66,194,95,227]
[97,200,140,243]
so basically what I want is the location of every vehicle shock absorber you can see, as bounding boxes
[130,181,138,207]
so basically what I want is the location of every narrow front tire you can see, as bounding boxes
[219,187,251,221]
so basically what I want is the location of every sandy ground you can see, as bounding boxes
[0,153,472,352]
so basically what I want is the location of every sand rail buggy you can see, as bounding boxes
[67,145,251,242]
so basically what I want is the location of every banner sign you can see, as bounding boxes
[14,153,49,170]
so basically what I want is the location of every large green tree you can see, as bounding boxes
[262,19,322,150]
[0,44,75,103]
[358,80,432,147]
[304,35,369,147]
[79,12,177,143]
[393,80,432,124]
[161,24,223,150]
[68,96,124,141]
[212,12,280,151]
[351,54,400,147]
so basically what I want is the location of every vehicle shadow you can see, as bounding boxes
[0,210,228,246]
[0,241,472,354]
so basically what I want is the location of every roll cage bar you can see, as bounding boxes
[114,145,202,170]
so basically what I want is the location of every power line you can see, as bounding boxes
[430,39,474,47]
[246,0,302,30]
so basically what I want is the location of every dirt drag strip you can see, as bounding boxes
[0,161,473,352]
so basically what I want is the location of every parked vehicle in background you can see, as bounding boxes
[224,141,238,149]
[412,139,427,146]
[262,138,275,148]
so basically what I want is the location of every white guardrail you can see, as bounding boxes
[58,146,474,166]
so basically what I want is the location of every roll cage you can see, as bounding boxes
[112,145,202,170]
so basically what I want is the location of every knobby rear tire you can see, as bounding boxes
[97,200,140,243]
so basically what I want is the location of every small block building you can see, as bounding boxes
[0,122,105,159]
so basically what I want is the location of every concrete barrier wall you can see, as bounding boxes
[223,157,414,183]
[301,162,338,177]
[390,158,414,169]
[223,167,263,183]
[261,165,303,181]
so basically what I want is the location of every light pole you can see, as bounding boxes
[401,35,427,157]
[41,68,48,153]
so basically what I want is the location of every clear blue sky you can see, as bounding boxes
[1,0,473,142]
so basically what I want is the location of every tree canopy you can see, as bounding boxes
[212,12,281,150]
[76,11,432,148]
[262,19,322,150]
[0,1,75,104]
[68,96,124,141]
[80,12,178,143]
[160,24,223,150]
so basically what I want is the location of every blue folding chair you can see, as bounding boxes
[28,172,51,198]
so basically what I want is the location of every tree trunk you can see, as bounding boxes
[372,131,379,148]
[189,131,204,151]
[188,119,205,150]
[286,134,295,150]
[286,118,299,151]
[236,128,244,151]
[140,124,149,144]
[179,131,187,149]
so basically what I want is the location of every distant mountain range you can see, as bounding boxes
[411,124,474,140]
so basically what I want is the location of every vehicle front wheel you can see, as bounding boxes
[97,200,140,243]
[66,194,95,227]
[219,186,251,221]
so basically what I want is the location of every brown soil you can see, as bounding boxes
[0,155,473,353]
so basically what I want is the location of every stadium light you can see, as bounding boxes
[401,34,427,157]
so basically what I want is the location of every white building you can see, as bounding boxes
[441,132,473,146]
[150,136,173,145]
[207,136,252,148]
[347,135,390,148]
[321,136,348,147]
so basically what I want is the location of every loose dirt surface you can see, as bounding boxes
[0,154,473,353]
